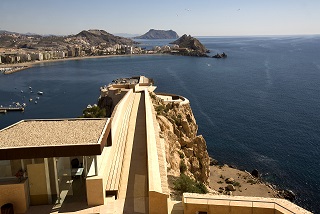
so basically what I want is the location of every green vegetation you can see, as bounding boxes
[150,93,156,100]
[178,151,185,159]
[81,106,106,118]
[233,181,241,187]
[155,104,169,115]
[179,161,187,173]
[173,174,208,194]
[247,179,257,185]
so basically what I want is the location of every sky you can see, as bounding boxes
[0,0,319,36]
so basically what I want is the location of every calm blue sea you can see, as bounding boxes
[1,36,320,213]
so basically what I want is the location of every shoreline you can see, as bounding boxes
[209,164,281,198]
[0,53,164,74]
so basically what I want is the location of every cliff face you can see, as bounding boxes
[135,29,179,39]
[151,93,210,185]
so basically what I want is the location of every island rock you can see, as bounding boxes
[170,34,209,57]
[134,29,179,39]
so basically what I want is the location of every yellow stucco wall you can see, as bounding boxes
[149,191,168,214]
[86,176,104,206]
[27,163,49,205]
[0,179,29,214]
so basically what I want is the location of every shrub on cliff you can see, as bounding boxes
[173,174,208,194]
[81,106,106,118]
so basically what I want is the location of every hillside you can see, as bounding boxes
[135,29,179,39]
[0,29,137,50]
[75,29,137,46]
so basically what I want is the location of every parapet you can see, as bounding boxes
[182,193,312,214]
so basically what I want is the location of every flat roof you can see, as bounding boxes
[0,118,111,160]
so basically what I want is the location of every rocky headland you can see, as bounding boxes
[134,29,179,39]
[150,91,289,201]
[150,92,211,198]
[170,34,209,57]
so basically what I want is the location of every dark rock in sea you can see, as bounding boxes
[251,169,259,178]
[134,29,179,39]
[209,157,218,166]
[170,34,209,57]
[212,52,227,58]
[280,189,296,202]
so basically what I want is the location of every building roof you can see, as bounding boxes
[0,118,111,160]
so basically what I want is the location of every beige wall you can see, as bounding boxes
[145,90,169,213]
[182,193,312,214]
[149,191,168,214]
[27,163,49,205]
[0,179,29,213]
[86,89,134,206]
[86,176,104,206]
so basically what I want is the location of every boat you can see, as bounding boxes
[29,86,32,90]
[22,103,27,107]
[37,91,43,95]
[0,109,7,113]
[21,90,23,93]
[36,97,40,100]
[35,101,38,104]
[29,98,33,102]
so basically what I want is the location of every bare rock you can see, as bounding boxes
[190,156,200,172]
[157,115,173,132]
[209,157,218,166]
[181,119,191,137]
[225,177,235,184]
[226,184,236,191]
[251,169,259,178]
[183,147,194,158]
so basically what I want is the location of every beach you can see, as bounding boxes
[209,164,279,198]
[0,54,156,74]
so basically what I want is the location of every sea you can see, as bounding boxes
[1,36,320,213]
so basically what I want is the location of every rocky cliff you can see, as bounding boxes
[170,34,209,57]
[151,93,210,186]
[134,29,179,39]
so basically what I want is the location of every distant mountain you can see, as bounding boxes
[75,29,137,46]
[114,33,141,38]
[0,29,137,49]
[134,29,179,39]
[0,30,19,35]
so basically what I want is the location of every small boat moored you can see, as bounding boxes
[37,91,44,95]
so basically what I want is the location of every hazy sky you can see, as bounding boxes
[1,0,319,36]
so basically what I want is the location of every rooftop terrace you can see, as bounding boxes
[0,118,110,160]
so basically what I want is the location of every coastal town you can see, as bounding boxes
[0,30,213,74]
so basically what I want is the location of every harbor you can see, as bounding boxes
[0,107,24,112]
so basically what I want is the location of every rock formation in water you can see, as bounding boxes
[170,34,209,57]
[134,29,179,39]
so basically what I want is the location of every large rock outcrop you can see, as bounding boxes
[151,93,210,185]
[170,34,209,57]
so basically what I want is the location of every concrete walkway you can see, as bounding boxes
[119,92,149,213]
